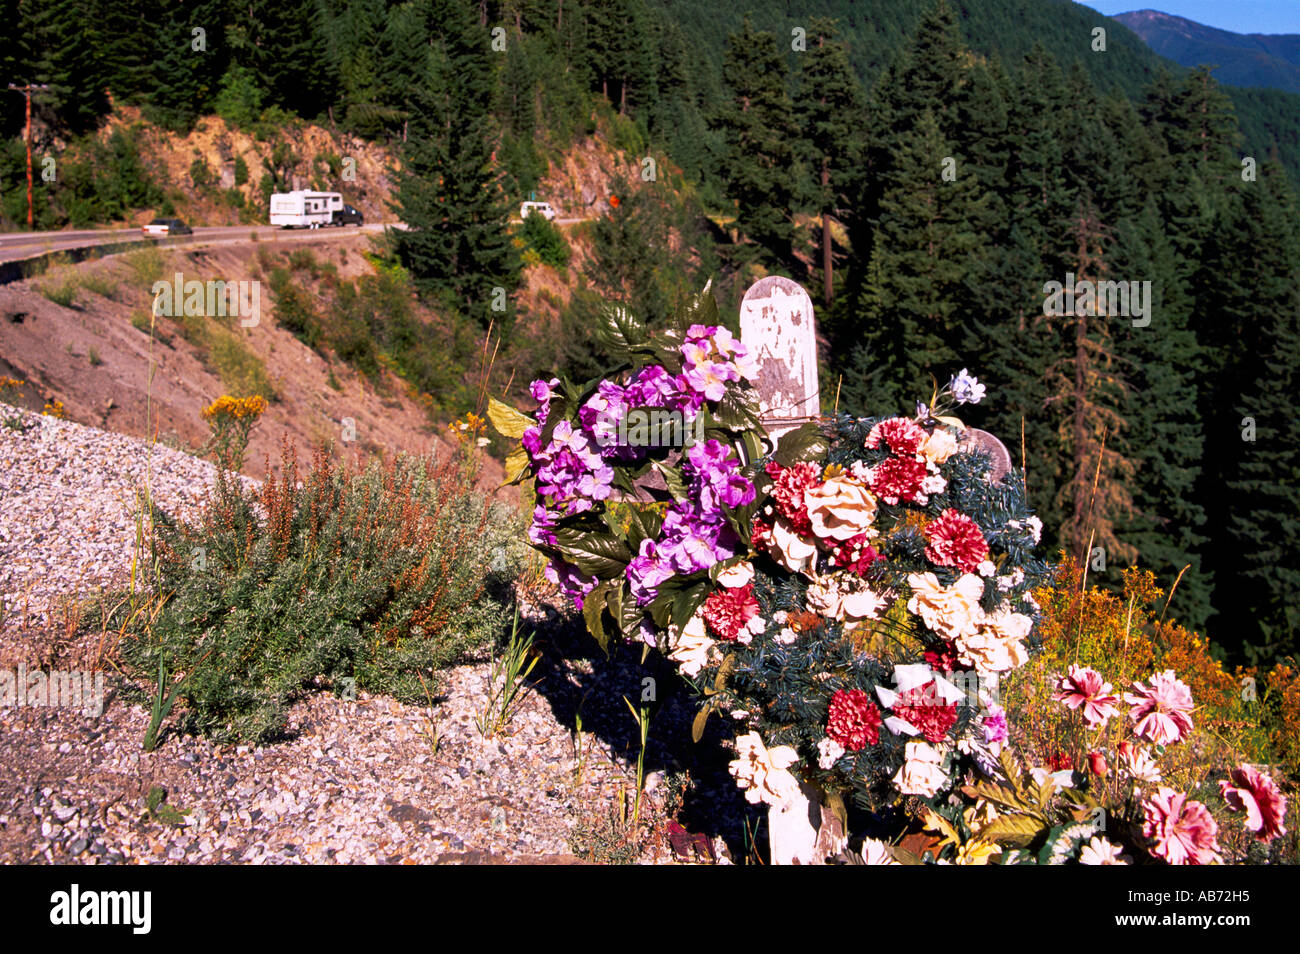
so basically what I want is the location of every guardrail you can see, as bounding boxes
[0,233,208,287]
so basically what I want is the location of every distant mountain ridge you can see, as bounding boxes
[1113,9,1300,93]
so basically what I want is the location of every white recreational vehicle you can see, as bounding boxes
[269,190,344,228]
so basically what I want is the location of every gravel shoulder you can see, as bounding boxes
[0,409,752,864]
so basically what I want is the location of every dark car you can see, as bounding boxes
[332,204,364,227]
[141,217,192,236]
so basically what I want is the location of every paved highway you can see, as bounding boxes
[0,216,586,265]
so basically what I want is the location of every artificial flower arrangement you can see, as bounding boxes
[490,287,1287,865]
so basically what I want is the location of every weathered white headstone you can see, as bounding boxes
[739,276,820,440]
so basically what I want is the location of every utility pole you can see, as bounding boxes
[6,83,50,229]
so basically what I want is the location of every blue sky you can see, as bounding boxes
[1078,2,1300,35]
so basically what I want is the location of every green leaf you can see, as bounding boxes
[773,421,829,467]
[978,814,1047,848]
[552,528,632,578]
[583,581,613,655]
[670,580,709,631]
[714,386,763,432]
[487,397,534,439]
[653,461,690,503]
[691,701,715,743]
[593,301,647,357]
[503,446,530,485]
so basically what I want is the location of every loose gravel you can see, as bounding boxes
[0,407,754,864]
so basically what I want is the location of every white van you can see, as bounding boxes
[270,191,344,228]
[519,201,557,221]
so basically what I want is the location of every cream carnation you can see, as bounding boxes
[907,572,985,641]
[920,427,958,464]
[893,741,950,797]
[954,604,1033,674]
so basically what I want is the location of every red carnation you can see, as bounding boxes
[751,516,773,551]
[868,455,928,504]
[827,689,882,752]
[701,582,761,642]
[865,417,926,456]
[923,508,988,572]
[892,682,959,743]
[765,461,822,534]
[831,533,883,575]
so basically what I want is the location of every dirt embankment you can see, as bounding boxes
[0,233,460,482]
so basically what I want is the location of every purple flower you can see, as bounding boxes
[528,505,558,546]
[982,705,1008,746]
[530,377,560,424]
[627,538,676,606]
[546,558,598,610]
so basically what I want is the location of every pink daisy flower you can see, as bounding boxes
[1220,764,1288,843]
[1124,670,1194,745]
[1142,787,1221,865]
[1052,665,1121,728]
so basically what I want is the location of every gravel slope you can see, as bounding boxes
[0,407,747,864]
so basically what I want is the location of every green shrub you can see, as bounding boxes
[37,271,79,307]
[126,246,166,287]
[215,65,265,129]
[121,444,526,744]
[268,266,322,346]
[233,155,249,187]
[189,156,214,190]
[519,212,571,270]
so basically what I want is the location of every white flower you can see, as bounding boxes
[770,517,817,575]
[717,560,755,588]
[1079,836,1129,865]
[1030,767,1075,789]
[892,741,950,797]
[996,567,1025,592]
[949,369,985,405]
[1118,745,1162,783]
[859,838,899,865]
[774,627,799,645]
[806,575,888,623]
[729,732,801,807]
[667,612,715,677]
[977,560,996,577]
[817,737,845,769]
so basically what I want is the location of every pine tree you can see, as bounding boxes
[714,17,796,268]
[389,0,520,313]
[793,18,865,307]
[845,109,990,415]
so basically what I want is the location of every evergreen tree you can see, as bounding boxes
[714,17,797,268]
[846,109,989,415]
[390,0,521,312]
[793,18,864,306]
